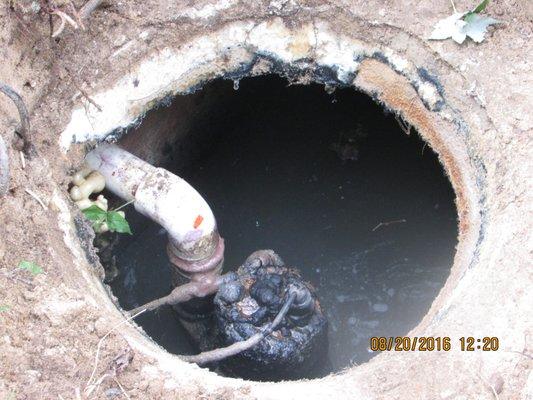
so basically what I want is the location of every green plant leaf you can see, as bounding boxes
[18,260,44,276]
[465,0,490,22]
[472,0,489,14]
[0,305,10,312]
[82,205,107,222]
[106,211,132,234]
[82,205,108,232]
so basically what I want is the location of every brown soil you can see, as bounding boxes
[0,1,531,399]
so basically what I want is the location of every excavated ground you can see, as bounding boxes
[0,1,531,399]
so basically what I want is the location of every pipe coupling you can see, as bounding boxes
[167,234,225,279]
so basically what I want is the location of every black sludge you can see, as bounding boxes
[214,251,328,380]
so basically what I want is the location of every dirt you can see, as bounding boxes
[0,1,531,399]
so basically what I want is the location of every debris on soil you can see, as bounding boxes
[24,188,48,210]
[38,0,105,37]
[429,0,501,44]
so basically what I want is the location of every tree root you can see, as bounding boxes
[0,83,30,153]
[51,9,80,38]
[127,274,229,316]
[127,270,297,365]
[0,83,32,197]
[181,291,296,365]
[79,0,104,20]
[42,0,104,37]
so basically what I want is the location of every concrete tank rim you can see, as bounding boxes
[56,17,491,397]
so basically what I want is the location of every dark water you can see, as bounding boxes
[110,76,457,375]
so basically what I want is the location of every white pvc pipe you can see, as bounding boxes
[85,143,218,260]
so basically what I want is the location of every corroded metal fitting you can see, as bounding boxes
[167,234,225,280]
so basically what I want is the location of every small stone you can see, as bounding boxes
[113,35,127,48]
[105,388,122,399]
[139,31,150,41]
[94,317,109,337]
[26,369,41,384]
[269,0,288,11]
[30,1,41,13]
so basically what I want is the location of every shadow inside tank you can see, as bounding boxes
[109,75,457,379]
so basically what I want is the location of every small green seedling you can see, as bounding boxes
[0,305,10,312]
[82,200,133,235]
[17,260,44,276]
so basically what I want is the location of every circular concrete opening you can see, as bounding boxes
[58,19,489,396]
[100,74,457,379]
